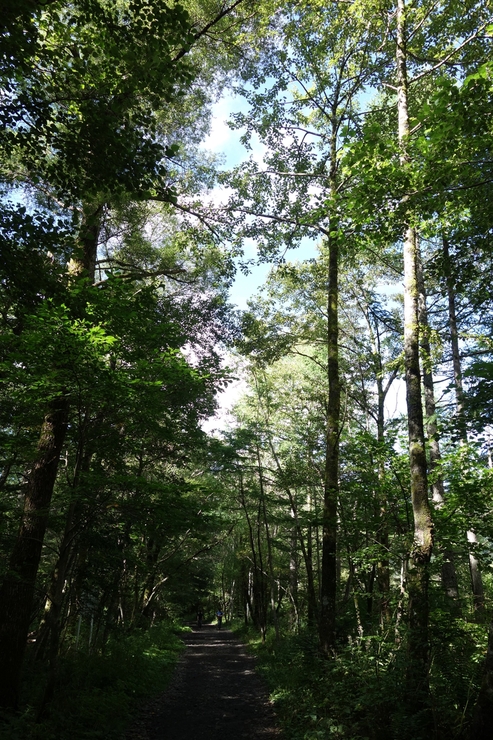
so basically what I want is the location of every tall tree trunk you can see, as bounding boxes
[363,305,398,625]
[35,437,94,661]
[257,444,279,641]
[34,499,80,662]
[306,490,317,628]
[140,538,161,624]
[0,397,69,709]
[255,493,267,640]
[289,524,299,630]
[396,0,433,715]
[443,235,484,613]
[319,231,340,655]
[238,473,264,633]
[417,256,460,611]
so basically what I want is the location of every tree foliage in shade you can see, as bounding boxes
[0,0,247,714]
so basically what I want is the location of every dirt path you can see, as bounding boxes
[123,625,282,740]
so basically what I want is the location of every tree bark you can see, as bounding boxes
[0,396,69,709]
[396,0,433,715]
[319,232,340,655]
[0,201,102,709]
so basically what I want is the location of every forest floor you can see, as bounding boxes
[122,624,282,740]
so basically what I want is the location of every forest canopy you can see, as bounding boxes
[0,1,492,739]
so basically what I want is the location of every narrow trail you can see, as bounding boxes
[123,625,282,740]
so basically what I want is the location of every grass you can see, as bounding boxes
[233,618,485,740]
[0,621,188,740]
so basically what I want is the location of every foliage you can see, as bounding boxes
[0,622,187,740]
[235,617,486,740]
[1,0,493,735]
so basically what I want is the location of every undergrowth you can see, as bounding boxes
[234,617,485,740]
[0,621,188,740]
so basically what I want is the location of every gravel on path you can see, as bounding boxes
[123,624,282,740]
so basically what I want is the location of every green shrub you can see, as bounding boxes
[234,619,485,740]
[0,622,187,740]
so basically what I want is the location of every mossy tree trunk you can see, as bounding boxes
[396,0,433,715]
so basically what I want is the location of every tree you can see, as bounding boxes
[223,0,390,654]
[0,0,248,709]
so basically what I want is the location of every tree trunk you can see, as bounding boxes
[267,438,318,627]
[0,202,102,709]
[255,493,267,640]
[34,499,80,662]
[238,473,265,634]
[396,0,433,716]
[35,438,94,661]
[376,361,391,623]
[319,232,340,655]
[257,445,279,641]
[0,396,69,709]
[140,538,161,624]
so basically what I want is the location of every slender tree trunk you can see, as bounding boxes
[364,308,397,625]
[255,494,267,640]
[34,499,80,662]
[257,445,279,641]
[289,524,299,630]
[238,474,264,633]
[443,236,484,613]
[319,231,340,655]
[35,436,95,661]
[396,0,433,715]
[140,539,161,624]
[0,397,69,709]
[267,439,318,627]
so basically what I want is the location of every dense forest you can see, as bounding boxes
[0,0,492,738]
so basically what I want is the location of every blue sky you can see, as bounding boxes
[199,92,320,428]
[201,92,319,310]
[199,92,407,426]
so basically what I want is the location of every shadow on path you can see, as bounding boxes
[123,625,281,740]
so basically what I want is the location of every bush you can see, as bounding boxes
[0,622,187,740]
[234,618,485,740]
